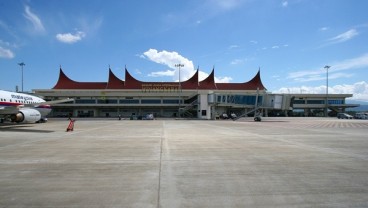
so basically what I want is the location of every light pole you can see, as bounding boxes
[324,65,331,117]
[175,63,184,117]
[18,62,25,92]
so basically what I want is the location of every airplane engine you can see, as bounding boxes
[10,109,41,123]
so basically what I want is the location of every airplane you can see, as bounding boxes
[0,89,73,123]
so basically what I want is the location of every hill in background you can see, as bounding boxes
[346,100,368,112]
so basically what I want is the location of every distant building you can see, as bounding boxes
[33,67,358,119]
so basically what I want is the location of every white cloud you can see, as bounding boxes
[282,1,288,7]
[274,81,368,101]
[24,5,45,34]
[215,76,233,83]
[332,53,368,72]
[230,59,245,65]
[0,46,14,59]
[135,69,142,75]
[78,16,103,38]
[198,71,209,81]
[287,53,368,82]
[260,44,287,51]
[230,59,242,65]
[319,27,329,31]
[328,29,358,44]
[209,0,245,10]
[56,31,86,44]
[141,49,232,83]
[229,45,239,49]
[142,49,195,81]
[148,70,175,77]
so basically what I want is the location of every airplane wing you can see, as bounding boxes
[39,98,74,105]
[24,98,74,107]
[0,105,19,114]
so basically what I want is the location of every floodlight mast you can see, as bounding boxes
[324,65,331,117]
[175,64,184,118]
[18,62,26,92]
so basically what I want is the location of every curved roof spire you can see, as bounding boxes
[52,68,77,89]
[106,69,125,89]
[52,67,107,89]
[215,69,266,91]
[181,69,199,89]
[248,69,266,90]
[199,68,217,89]
[51,66,267,91]
[124,67,142,89]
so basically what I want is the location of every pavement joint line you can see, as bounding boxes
[157,121,164,208]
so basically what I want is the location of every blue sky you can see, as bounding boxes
[1,0,368,101]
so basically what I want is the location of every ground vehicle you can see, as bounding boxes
[230,113,237,119]
[220,113,229,119]
[354,113,368,119]
[337,113,353,119]
[145,113,154,120]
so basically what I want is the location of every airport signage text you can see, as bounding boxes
[142,83,180,92]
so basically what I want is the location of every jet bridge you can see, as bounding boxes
[209,92,294,121]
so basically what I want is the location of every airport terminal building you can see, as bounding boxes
[33,67,357,119]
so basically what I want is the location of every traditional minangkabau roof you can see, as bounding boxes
[106,69,125,89]
[52,68,107,89]
[216,70,266,91]
[199,69,216,89]
[52,67,266,91]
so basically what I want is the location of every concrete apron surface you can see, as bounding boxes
[0,117,367,207]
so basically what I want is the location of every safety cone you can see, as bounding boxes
[66,119,75,132]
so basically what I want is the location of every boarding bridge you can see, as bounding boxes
[208,93,294,120]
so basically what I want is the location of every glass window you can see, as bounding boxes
[97,99,118,104]
[163,99,179,104]
[293,100,305,104]
[307,100,324,104]
[141,99,161,104]
[75,99,96,104]
[329,100,343,104]
[120,99,139,104]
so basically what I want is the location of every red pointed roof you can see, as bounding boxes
[53,68,107,89]
[124,68,143,89]
[181,70,198,89]
[106,69,125,89]
[51,67,267,91]
[199,69,217,89]
[216,70,266,90]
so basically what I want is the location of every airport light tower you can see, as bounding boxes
[175,63,184,118]
[324,65,331,117]
[18,62,25,92]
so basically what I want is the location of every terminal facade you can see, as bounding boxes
[33,67,357,119]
